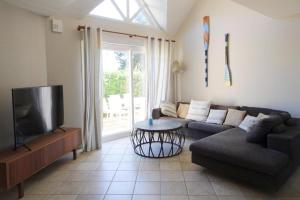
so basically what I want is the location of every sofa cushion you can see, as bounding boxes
[240,106,288,117]
[177,103,190,119]
[190,128,289,176]
[160,102,177,118]
[223,109,246,127]
[246,114,283,145]
[188,121,232,134]
[186,100,211,121]
[239,115,259,132]
[160,117,191,128]
[206,109,227,125]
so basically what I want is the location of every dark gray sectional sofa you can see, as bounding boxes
[152,103,300,189]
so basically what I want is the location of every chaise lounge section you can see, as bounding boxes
[152,103,300,189]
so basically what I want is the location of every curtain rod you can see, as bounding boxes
[77,25,176,43]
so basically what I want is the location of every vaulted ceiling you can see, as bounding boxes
[3,0,197,35]
[231,0,300,19]
[4,0,300,36]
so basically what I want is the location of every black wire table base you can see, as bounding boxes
[130,128,185,158]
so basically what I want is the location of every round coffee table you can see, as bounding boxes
[130,119,185,158]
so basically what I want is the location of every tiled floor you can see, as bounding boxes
[1,137,300,200]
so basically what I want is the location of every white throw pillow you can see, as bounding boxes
[186,100,211,121]
[239,115,259,132]
[206,109,228,124]
[160,102,177,118]
[257,113,269,120]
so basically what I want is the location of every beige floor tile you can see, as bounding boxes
[97,162,120,171]
[134,182,161,195]
[180,162,203,171]
[80,182,111,195]
[183,171,209,182]
[76,163,100,171]
[160,161,182,171]
[188,196,218,200]
[161,195,189,200]
[47,195,78,200]
[132,195,160,200]
[25,181,63,195]
[161,171,184,181]
[139,162,160,171]
[103,195,132,200]
[75,195,105,200]
[113,171,137,181]
[122,155,141,162]
[118,162,140,171]
[211,181,244,196]
[57,181,85,195]
[217,196,247,200]
[186,181,215,196]
[161,181,187,195]
[22,194,50,200]
[107,182,135,194]
[66,171,91,181]
[87,171,116,181]
[103,155,123,162]
[137,171,161,181]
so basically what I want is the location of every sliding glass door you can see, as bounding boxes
[102,44,146,139]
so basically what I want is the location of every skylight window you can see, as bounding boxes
[90,0,123,20]
[90,0,156,27]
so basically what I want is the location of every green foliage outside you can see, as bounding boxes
[103,52,145,98]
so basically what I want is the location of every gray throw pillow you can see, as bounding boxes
[246,115,283,145]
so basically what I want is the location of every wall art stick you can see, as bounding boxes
[225,33,232,86]
[203,16,210,87]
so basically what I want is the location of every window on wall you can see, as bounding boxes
[90,0,155,27]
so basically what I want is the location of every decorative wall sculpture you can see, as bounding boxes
[225,33,232,86]
[203,16,210,87]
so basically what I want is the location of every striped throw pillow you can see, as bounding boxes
[160,102,177,118]
[186,100,211,121]
[206,109,227,124]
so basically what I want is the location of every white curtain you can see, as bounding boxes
[146,38,175,117]
[81,27,103,152]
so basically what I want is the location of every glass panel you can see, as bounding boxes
[102,50,131,136]
[90,0,123,21]
[132,51,147,123]
[113,0,127,17]
[129,0,140,18]
[132,10,151,25]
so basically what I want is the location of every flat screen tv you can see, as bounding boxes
[12,85,64,149]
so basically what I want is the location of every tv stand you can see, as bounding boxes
[0,128,81,199]
[57,127,66,132]
[22,144,32,151]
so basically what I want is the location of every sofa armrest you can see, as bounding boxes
[267,130,300,165]
[152,108,162,119]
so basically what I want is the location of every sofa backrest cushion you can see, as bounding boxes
[160,102,177,118]
[186,100,211,121]
[177,103,190,119]
[240,106,288,117]
[206,109,228,124]
[211,104,240,110]
[223,109,247,127]
[246,115,283,145]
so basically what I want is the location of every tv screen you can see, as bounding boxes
[12,85,64,148]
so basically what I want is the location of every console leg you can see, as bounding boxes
[18,182,24,199]
[72,149,77,160]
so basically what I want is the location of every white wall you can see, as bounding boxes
[176,0,300,117]
[0,1,47,150]
[45,16,170,128]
